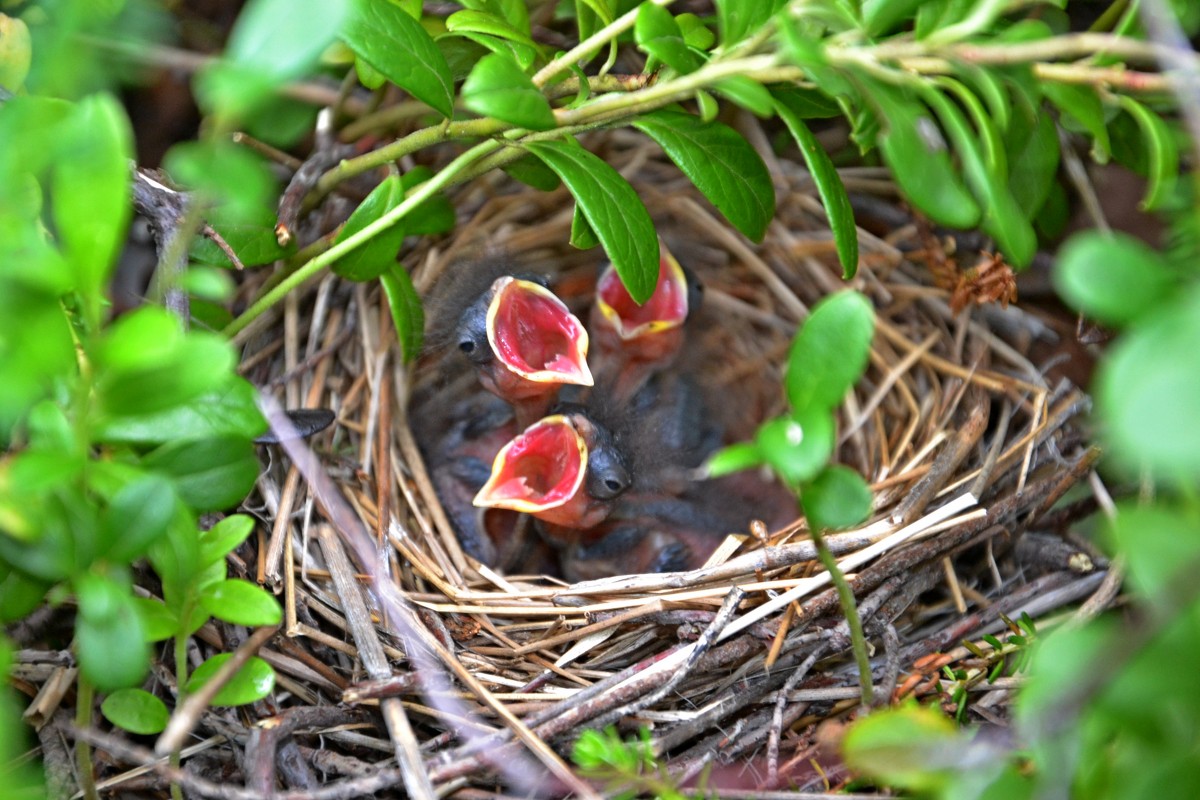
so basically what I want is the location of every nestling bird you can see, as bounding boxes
[430,266,593,429]
[472,405,632,530]
[588,241,702,403]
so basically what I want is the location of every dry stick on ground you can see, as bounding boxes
[317,526,434,800]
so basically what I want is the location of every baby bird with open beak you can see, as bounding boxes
[472,404,632,532]
[589,241,702,403]
[445,271,593,429]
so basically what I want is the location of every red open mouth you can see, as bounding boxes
[473,415,586,513]
[487,278,592,386]
[594,248,689,340]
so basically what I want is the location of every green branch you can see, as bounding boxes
[223,138,502,338]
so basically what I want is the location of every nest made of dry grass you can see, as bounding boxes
[19,127,1114,798]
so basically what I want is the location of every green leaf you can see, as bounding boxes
[200,579,281,627]
[99,474,177,563]
[774,94,858,277]
[502,155,561,191]
[524,138,658,303]
[1035,180,1069,240]
[132,596,178,642]
[1096,285,1200,481]
[446,9,540,50]
[1054,231,1176,327]
[920,85,1035,267]
[190,203,294,268]
[1117,96,1178,211]
[635,4,703,74]
[199,0,349,119]
[842,703,960,792]
[1042,83,1111,163]
[0,491,82,580]
[51,94,133,296]
[802,465,872,532]
[98,330,237,417]
[1006,110,1060,221]
[768,86,841,119]
[96,306,182,371]
[863,0,925,36]
[677,13,715,50]
[75,574,149,691]
[398,167,457,235]
[342,0,454,118]
[714,0,786,47]
[186,654,275,706]
[95,379,266,445]
[199,514,256,567]
[1106,503,1200,605]
[101,688,169,735]
[143,436,260,512]
[164,140,276,225]
[461,52,556,130]
[714,75,775,117]
[0,568,48,624]
[695,89,719,122]
[26,401,73,453]
[786,291,875,413]
[333,174,407,282]
[870,81,981,230]
[704,441,764,478]
[956,64,1010,132]
[756,408,834,486]
[0,13,32,92]
[381,263,424,363]
[936,77,1006,175]
[570,206,600,249]
[631,109,774,243]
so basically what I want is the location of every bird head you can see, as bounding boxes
[472,409,631,529]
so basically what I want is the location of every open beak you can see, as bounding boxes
[594,244,690,342]
[473,415,587,516]
[486,277,593,394]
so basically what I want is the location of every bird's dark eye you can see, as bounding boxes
[605,477,624,493]
[459,339,476,354]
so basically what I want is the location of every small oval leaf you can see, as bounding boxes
[704,441,764,478]
[200,579,282,627]
[1096,287,1200,481]
[755,409,834,486]
[143,436,260,513]
[1053,231,1176,327]
[635,4,703,74]
[802,465,872,532]
[461,52,556,130]
[101,688,169,735]
[100,474,177,563]
[871,82,981,230]
[185,654,276,706]
[198,514,256,567]
[786,291,875,413]
[76,577,149,692]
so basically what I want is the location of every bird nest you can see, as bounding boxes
[45,129,1110,797]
